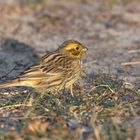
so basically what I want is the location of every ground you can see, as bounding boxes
[0,0,140,140]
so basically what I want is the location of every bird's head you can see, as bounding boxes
[59,40,88,59]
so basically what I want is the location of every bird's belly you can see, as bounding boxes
[64,70,81,89]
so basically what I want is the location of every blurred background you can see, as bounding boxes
[0,0,140,85]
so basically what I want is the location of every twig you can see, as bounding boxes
[93,126,102,140]
[88,84,115,94]
[128,49,140,53]
[121,61,140,66]
[0,103,31,110]
[84,60,97,66]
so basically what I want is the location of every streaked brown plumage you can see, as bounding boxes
[0,40,87,94]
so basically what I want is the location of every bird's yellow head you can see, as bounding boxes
[59,40,87,59]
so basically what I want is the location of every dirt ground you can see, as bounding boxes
[0,0,140,140]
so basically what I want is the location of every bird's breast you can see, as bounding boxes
[64,60,81,86]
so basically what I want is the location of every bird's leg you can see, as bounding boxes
[27,92,36,107]
[27,90,40,106]
[70,84,74,97]
[27,94,34,107]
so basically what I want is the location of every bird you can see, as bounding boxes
[0,40,87,95]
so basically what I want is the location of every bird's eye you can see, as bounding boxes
[76,46,79,50]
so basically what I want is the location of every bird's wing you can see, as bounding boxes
[40,53,74,88]
[20,53,71,80]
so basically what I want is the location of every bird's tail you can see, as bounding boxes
[0,78,31,88]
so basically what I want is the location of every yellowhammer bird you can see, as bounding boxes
[0,40,87,95]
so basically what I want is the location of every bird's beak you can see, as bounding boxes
[83,47,88,52]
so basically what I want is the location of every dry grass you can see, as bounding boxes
[0,74,139,140]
